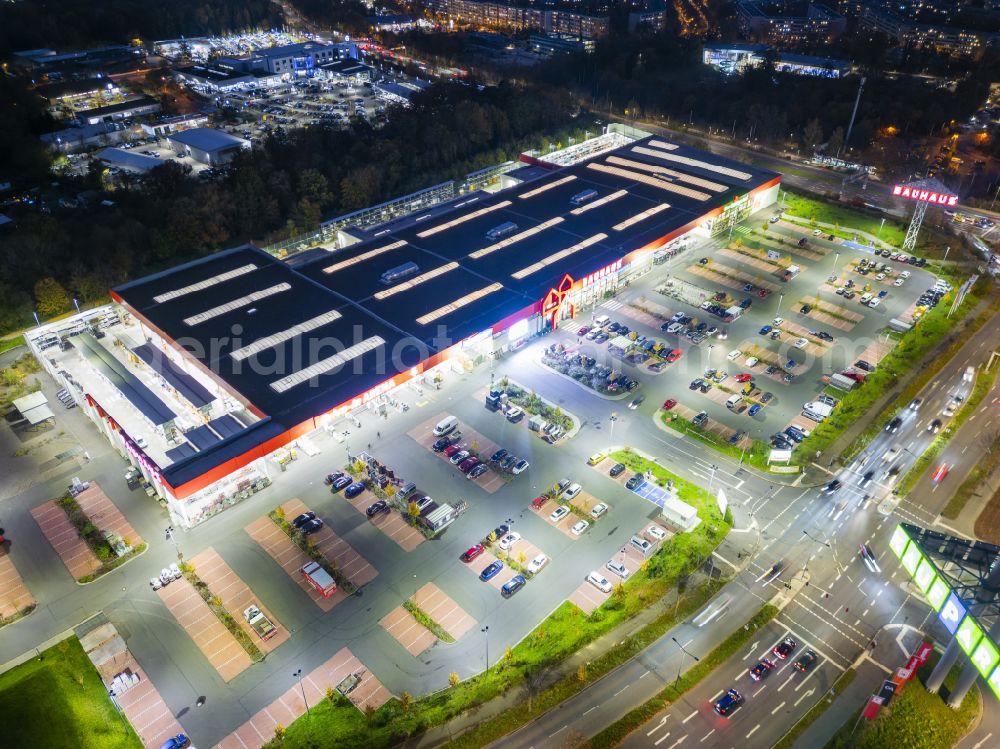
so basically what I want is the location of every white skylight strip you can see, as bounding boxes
[635,148,752,181]
[619,152,729,192]
[374,262,459,300]
[570,190,628,215]
[587,163,711,202]
[416,201,512,238]
[612,203,671,231]
[468,217,564,259]
[416,283,504,325]
[270,336,386,393]
[230,310,342,362]
[511,233,608,280]
[153,264,258,303]
[322,241,407,274]
[647,140,679,151]
[183,283,291,326]
[518,175,577,199]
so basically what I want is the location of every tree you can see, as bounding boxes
[802,119,824,153]
[448,672,460,687]
[827,126,845,156]
[298,168,332,208]
[400,691,412,713]
[363,704,377,726]
[407,501,420,524]
[34,277,69,317]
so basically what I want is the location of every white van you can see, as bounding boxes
[802,408,826,423]
[630,535,654,557]
[593,314,610,328]
[433,416,458,436]
[859,292,873,304]
[726,394,744,410]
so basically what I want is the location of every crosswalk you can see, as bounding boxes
[561,320,583,333]
[733,225,752,237]
[601,299,624,311]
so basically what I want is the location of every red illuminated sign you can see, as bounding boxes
[541,274,576,330]
[582,259,623,288]
[892,184,958,206]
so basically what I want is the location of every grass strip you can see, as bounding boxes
[660,412,774,472]
[56,493,147,584]
[0,602,36,629]
[771,668,857,749]
[269,509,357,594]
[589,605,778,749]
[823,652,978,749]
[403,600,455,644]
[896,365,999,497]
[942,429,1000,519]
[180,563,264,663]
[0,334,25,354]
[799,278,993,463]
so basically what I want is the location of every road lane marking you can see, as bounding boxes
[660,736,687,749]
[549,726,567,737]
[747,724,761,738]
[700,729,715,742]
[776,673,796,692]
[653,732,671,746]
[972,732,993,749]
[771,700,786,715]
[795,687,816,706]
[683,710,698,723]
[583,706,597,716]
[648,717,668,736]
[614,684,630,696]
[640,670,650,679]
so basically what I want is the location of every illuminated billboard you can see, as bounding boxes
[892,184,958,207]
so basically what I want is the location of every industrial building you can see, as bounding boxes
[703,43,851,77]
[75,96,161,125]
[166,128,249,166]
[27,135,779,528]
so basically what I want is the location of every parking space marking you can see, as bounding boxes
[282,498,378,587]
[245,516,341,611]
[412,582,477,640]
[30,499,102,580]
[568,577,611,614]
[339,486,424,551]
[113,653,186,749]
[0,550,33,620]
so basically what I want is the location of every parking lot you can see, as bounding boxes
[557,216,939,451]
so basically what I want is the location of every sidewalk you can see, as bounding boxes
[400,573,704,749]
[789,660,884,749]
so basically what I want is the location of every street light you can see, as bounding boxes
[609,412,618,443]
[481,625,490,672]
[802,530,831,548]
[293,668,309,715]
[707,464,719,494]
[165,526,181,560]
[671,636,700,687]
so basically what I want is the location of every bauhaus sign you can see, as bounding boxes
[892,184,959,206]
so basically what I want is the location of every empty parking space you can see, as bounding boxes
[281,499,378,587]
[215,648,391,749]
[187,547,289,653]
[797,304,859,331]
[74,482,144,548]
[568,489,606,518]
[413,582,476,640]
[244,515,341,611]
[629,479,674,509]
[0,551,33,620]
[339,485,425,551]
[504,536,547,571]
[380,606,438,656]
[535,498,588,538]
[718,246,793,279]
[30,500,101,580]
[857,337,893,365]
[569,577,611,614]
[156,577,252,682]
[114,653,187,749]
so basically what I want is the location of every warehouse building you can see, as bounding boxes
[166,128,249,166]
[27,135,779,527]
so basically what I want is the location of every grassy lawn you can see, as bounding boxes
[781,190,907,247]
[590,605,778,749]
[659,413,774,472]
[824,653,978,749]
[772,669,857,749]
[264,460,731,749]
[942,428,1000,519]
[0,637,142,749]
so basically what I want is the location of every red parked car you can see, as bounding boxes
[662,398,677,410]
[461,544,484,562]
[459,456,481,474]
[734,373,753,383]
[531,496,547,510]
[577,326,590,336]
[444,444,463,458]
[666,349,683,363]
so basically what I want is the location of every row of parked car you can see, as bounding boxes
[543,344,640,393]
[661,309,727,347]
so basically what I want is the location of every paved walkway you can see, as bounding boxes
[214,648,392,749]
[0,549,33,619]
[244,515,341,611]
[30,499,101,580]
[74,481,144,547]
[155,577,252,682]
[188,547,290,654]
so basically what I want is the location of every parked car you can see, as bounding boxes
[461,544,484,562]
[512,459,530,475]
[646,524,667,541]
[468,463,489,479]
[590,502,609,518]
[300,518,324,535]
[366,500,389,517]
[570,519,590,536]
[344,482,366,499]
[501,575,526,597]
[330,475,352,492]
[450,450,471,465]
[292,511,317,528]
[459,456,481,473]
[606,560,630,579]
[609,463,626,477]
[626,473,644,490]
[480,560,504,581]
[527,554,549,574]
[772,637,797,660]
[490,447,508,462]
[550,506,570,522]
[498,532,522,551]
[587,571,613,593]
[793,650,818,673]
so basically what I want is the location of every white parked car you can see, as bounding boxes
[527,554,549,574]
[745,356,759,367]
[646,525,667,541]
[512,459,530,474]
[772,317,784,327]
[588,571,612,593]
[794,338,808,349]
[875,273,886,281]
[893,278,905,286]
[562,482,582,501]
[868,298,881,308]
[498,532,521,551]
[571,519,590,536]
[727,349,742,361]
[590,502,609,518]
[900,270,911,278]
[549,506,569,522]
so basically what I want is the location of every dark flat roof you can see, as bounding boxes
[113,135,778,487]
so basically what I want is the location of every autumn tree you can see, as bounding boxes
[34,277,69,317]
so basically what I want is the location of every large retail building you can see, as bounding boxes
[28,135,779,527]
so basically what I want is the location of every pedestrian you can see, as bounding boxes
[377,431,381,440]
[367,442,372,451]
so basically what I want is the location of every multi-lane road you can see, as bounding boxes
[486,305,1000,749]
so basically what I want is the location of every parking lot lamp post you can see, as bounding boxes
[877,217,885,238]
[293,669,309,715]
[777,293,783,314]
[481,625,490,672]
[834,252,840,271]
[505,518,514,562]
[707,464,719,495]
[671,637,699,688]
[165,526,181,560]
[609,412,618,443]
